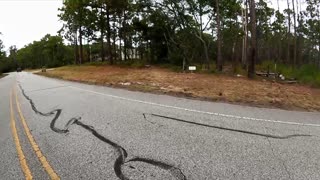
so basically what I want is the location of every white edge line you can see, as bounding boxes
[69,86,320,128]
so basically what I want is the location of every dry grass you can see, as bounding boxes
[37,65,320,111]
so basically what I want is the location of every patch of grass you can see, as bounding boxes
[232,65,246,75]
[295,65,320,87]
[258,61,320,87]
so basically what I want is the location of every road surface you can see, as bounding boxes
[1,72,320,180]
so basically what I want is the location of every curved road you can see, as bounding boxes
[1,72,320,180]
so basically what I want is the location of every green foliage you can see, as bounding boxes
[258,60,320,87]
[15,34,73,69]
[295,65,320,87]
[0,59,16,73]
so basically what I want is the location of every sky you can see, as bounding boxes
[0,0,306,52]
[0,0,63,50]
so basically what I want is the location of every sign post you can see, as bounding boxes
[188,66,196,73]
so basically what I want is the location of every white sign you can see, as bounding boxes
[189,66,196,71]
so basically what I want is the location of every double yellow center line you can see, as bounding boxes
[10,86,60,180]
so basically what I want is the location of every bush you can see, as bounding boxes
[259,60,274,71]
[295,65,320,87]
[259,61,320,87]
[0,59,16,73]
[277,64,295,77]
[315,75,320,87]
[131,60,146,68]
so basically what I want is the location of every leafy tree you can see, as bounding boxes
[0,33,5,59]
[15,35,73,69]
[54,0,319,74]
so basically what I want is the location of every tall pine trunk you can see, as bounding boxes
[100,7,105,62]
[277,0,281,63]
[292,0,297,68]
[216,0,223,72]
[286,0,291,65]
[106,7,113,64]
[79,27,83,65]
[248,0,257,79]
[123,11,127,61]
[74,31,79,64]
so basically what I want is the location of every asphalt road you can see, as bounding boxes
[1,72,320,180]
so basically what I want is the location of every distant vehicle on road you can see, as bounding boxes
[17,67,22,72]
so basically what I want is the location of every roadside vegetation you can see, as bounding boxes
[1,0,320,110]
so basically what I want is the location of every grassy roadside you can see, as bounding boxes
[36,65,320,112]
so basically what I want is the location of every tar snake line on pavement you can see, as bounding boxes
[18,83,186,180]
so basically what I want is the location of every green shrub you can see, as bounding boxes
[295,65,318,78]
[259,60,274,71]
[277,64,295,77]
[130,60,146,68]
[315,75,320,87]
[259,61,320,87]
[295,65,320,87]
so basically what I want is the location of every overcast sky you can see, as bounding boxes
[0,0,305,51]
[0,0,63,50]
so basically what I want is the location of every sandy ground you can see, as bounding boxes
[37,65,320,111]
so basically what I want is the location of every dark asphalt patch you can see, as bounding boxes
[144,113,311,139]
[18,83,187,180]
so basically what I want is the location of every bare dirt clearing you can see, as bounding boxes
[37,65,320,111]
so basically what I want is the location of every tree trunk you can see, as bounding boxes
[286,0,291,64]
[79,27,83,65]
[123,11,127,61]
[248,0,257,79]
[118,14,122,61]
[245,0,249,69]
[101,33,105,62]
[74,31,79,64]
[318,42,320,68]
[216,0,223,72]
[203,43,210,69]
[232,41,237,74]
[277,0,281,63]
[106,7,113,64]
[241,7,247,68]
[318,4,320,68]
[296,0,301,66]
[100,7,105,62]
[292,0,297,68]
[113,23,117,61]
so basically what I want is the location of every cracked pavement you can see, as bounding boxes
[1,72,320,180]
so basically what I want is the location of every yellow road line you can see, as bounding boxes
[14,87,60,180]
[10,90,33,180]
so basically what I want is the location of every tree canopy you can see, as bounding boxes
[1,0,319,77]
